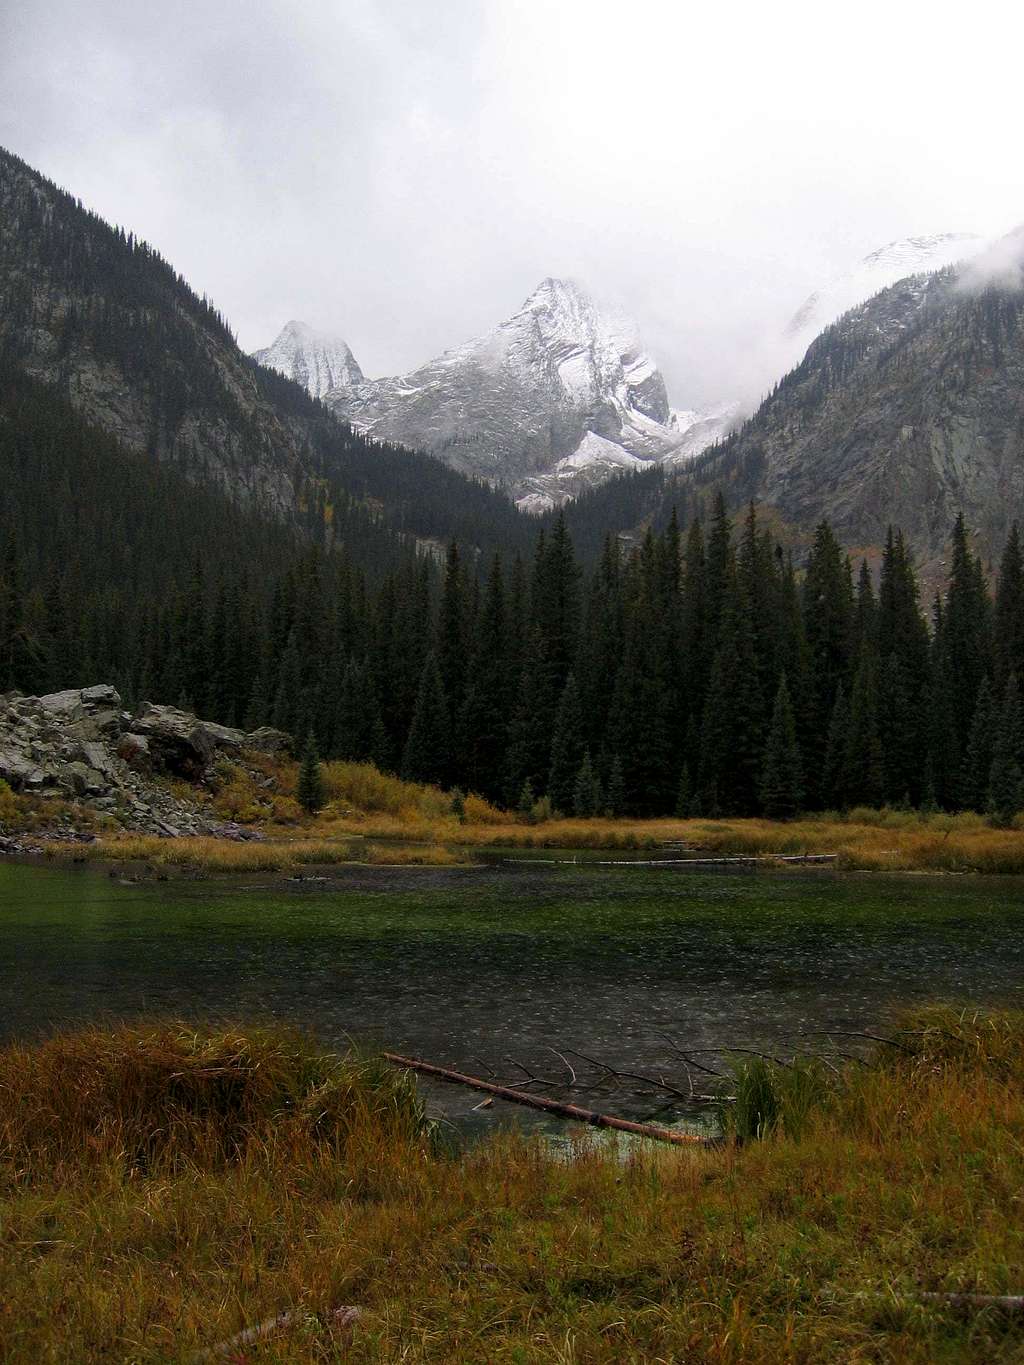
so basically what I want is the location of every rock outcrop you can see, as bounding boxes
[0,687,291,839]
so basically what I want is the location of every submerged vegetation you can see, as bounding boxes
[2,1009,1024,1361]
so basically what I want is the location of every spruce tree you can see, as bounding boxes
[989,677,1024,827]
[572,750,602,817]
[675,763,692,818]
[548,673,586,814]
[605,755,626,817]
[297,733,325,815]
[760,674,803,818]
[994,524,1024,690]
[401,651,451,786]
[961,676,996,812]
[844,647,884,807]
[823,682,850,810]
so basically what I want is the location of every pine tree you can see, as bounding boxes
[994,524,1024,690]
[961,676,996,812]
[401,650,451,786]
[572,750,602,817]
[823,682,850,809]
[297,732,325,814]
[988,676,1024,827]
[548,673,586,814]
[844,647,884,807]
[675,763,692,818]
[605,755,626,817]
[760,674,803,818]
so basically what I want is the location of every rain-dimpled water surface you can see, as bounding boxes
[3,857,1023,1136]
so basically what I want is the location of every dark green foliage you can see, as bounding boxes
[989,677,1024,827]
[401,652,451,785]
[547,673,585,815]
[760,675,803,819]
[296,733,325,815]
[572,751,602,818]
[605,756,626,818]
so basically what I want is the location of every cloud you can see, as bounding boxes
[2,0,1023,407]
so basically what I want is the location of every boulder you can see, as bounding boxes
[63,762,108,797]
[80,684,122,708]
[36,689,85,719]
[203,721,248,751]
[117,732,152,771]
[0,747,37,790]
[131,704,215,777]
[246,726,293,756]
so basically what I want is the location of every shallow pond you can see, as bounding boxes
[2,858,1023,1137]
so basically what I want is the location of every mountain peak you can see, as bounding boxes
[787,231,987,341]
[253,321,363,399]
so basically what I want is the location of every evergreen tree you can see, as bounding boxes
[844,647,884,807]
[401,651,451,786]
[548,673,586,814]
[297,732,325,815]
[988,677,1024,826]
[961,676,996,812]
[760,674,803,819]
[823,682,851,810]
[675,763,692,818]
[572,750,602,817]
[605,755,626,817]
[994,524,1024,690]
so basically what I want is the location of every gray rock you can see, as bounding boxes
[117,732,151,770]
[0,747,36,789]
[131,704,215,776]
[37,689,85,718]
[64,762,107,797]
[81,684,122,707]
[245,727,293,756]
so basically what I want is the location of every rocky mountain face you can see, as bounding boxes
[0,684,289,842]
[677,230,1024,572]
[259,278,730,510]
[253,320,364,398]
[785,233,986,364]
[0,146,529,566]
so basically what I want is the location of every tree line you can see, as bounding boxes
[6,462,1024,821]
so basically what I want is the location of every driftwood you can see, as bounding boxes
[920,1292,1024,1311]
[192,1306,360,1361]
[383,1052,709,1146]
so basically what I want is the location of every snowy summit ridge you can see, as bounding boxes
[253,320,364,400]
[255,277,726,510]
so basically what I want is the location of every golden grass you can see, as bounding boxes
[361,842,468,866]
[3,1008,1024,1361]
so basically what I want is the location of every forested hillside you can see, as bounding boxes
[5,392,1022,821]
[0,145,530,567]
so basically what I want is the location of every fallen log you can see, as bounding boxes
[383,1052,710,1146]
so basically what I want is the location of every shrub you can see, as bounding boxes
[0,1021,429,1180]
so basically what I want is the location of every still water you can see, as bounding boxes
[2,857,1023,1134]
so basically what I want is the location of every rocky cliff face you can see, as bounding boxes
[0,685,289,840]
[681,230,1024,571]
[259,278,724,509]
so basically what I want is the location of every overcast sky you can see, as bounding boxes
[3,0,1023,406]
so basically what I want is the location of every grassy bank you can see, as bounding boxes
[9,757,1024,873]
[47,807,1024,875]
[3,1010,1024,1361]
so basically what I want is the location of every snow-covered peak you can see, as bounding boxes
[253,320,364,399]
[788,233,986,342]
